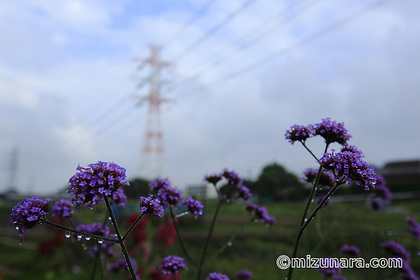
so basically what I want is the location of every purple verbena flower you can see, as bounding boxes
[207,272,230,280]
[111,188,127,207]
[245,203,275,227]
[318,257,341,277]
[406,217,420,240]
[51,199,74,218]
[319,151,377,189]
[11,197,51,242]
[340,144,364,158]
[339,244,361,257]
[381,240,410,263]
[399,261,419,280]
[139,195,164,217]
[75,223,115,257]
[313,118,351,145]
[181,196,204,219]
[222,168,243,186]
[158,255,187,278]
[285,124,313,144]
[237,185,252,200]
[68,161,129,210]
[303,168,335,189]
[235,269,252,280]
[151,178,182,207]
[375,174,387,188]
[204,173,223,185]
[373,185,392,202]
[151,178,171,192]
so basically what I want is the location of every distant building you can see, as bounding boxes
[379,160,420,192]
[186,185,207,199]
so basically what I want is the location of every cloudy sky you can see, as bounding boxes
[1,0,419,195]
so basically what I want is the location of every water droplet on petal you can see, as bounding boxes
[65,231,71,238]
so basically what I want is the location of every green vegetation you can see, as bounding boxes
[1,198,419,279]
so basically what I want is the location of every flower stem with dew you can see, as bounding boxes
[286,179,343,280]
[122,213,145,241]
[287,144,328,280]
[44,220,118,243]
[169,206,199,268]
[197,199,223,280]
[103,195,137,280]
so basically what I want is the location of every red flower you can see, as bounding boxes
[156,219,176,249]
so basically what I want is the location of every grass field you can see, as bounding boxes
[1,198,419,279]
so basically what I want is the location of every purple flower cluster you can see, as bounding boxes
[313,118,351,145]
[285,124,312,144]
[399,261,418,280]
[317,257,341,278]
[370,197,383,212]
[204,169,252,201]
[235,269,252,280]
[207,272,230,280]
[381,240,410,263]
[406,217,420,240]
[151,178,182,207]
[139,195,164,217]
[11,197,51,242]
[158,255,187,277]
[68,161,129,210]
[75,223,115,257]
[181,196,204,219]
[319,151,377,189]
[51,199,74,218]
[244,203,275,226]
[339,244,361,257]
[285,118,351,146]
[303,168,335,189]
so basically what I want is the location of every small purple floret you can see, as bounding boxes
[207,272,230,280]
[181,196,204,219]
[51,199,74,218]
[158,255,188,277]
[139,195,164,217]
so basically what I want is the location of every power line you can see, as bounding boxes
[164,0,217,47]
[172,0,258,62]
[175,0,389,99]
[174,0,319,88]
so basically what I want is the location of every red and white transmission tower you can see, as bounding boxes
[134,45,172,180]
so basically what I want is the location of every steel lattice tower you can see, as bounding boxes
[134,45,172,180]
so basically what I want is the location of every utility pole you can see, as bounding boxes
[134,45,172,180]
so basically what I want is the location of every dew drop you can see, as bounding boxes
[304,218,308,222]
[265,224,271,228]
[175,211,189,218]
[65,231,71,238]
[108,217,112,221]
[98,240,104,244]
[227,242,232,247]
[226,199,231,203]
[77,234,82,240]
[15,226,19,230]
[85,236,91,241]
[311,199,314,203]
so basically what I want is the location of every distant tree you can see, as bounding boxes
[125,178,150,199]
[253,163,304,201]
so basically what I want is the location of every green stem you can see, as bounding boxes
[197,199,223,280]
[122,213,145,241]
[91,253,99,280]
[103,195,137,280]
[169,206,199,268]
[44,220,118,243]
[286,144,329,280]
